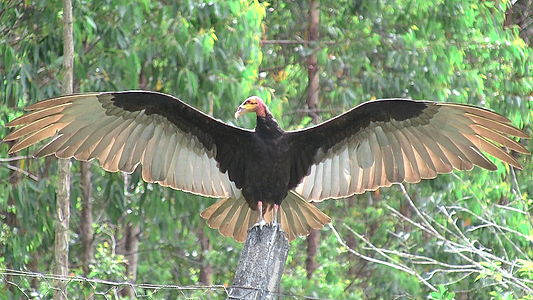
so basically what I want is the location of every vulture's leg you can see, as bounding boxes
[272,204,279,224]
[255,201,266,228]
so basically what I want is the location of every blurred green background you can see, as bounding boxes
[0,0,531,299]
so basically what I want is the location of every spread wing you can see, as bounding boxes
[4,91,252,198]
[286,99,529,202]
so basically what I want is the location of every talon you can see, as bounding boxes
[253,219,267,229]
[272,204,279,225]
[257,201,264,224]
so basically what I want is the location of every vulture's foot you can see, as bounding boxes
[253,201,266,229]
[252,219,268,229]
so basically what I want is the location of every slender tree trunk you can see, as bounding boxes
[305,0,321,280]
[199,98,215,286]
[80,162,94,275]
[53,100,72,292]
[28,254,41,291]
[2,142,21,293]
[306,229,320,279]
[504,0,532,46]
[53,1,73,299]
[345,197,359,277]
[198,229,213,285]
[122,223,140,297]
[306,0,320,124]
[120,174,140,298]
[6,148,20,229]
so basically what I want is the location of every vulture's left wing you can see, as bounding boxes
[4,91,252,198]
[286,99,529,202]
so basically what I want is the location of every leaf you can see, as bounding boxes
[85,16,97,31]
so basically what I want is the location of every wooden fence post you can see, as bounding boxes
[228,225,289,299]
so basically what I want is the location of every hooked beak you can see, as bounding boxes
[234,106,245,119]
[234,99,257,119]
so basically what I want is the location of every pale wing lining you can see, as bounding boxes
[295,104,528,202]
[5,94,241,199]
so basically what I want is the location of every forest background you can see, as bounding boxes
[0,0,531,299]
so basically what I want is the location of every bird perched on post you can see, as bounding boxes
[4,91,529,241]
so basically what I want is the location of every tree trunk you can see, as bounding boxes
[305,229,320,279]
[228,225,289,299]
[198,229,213,285]
[28,254,41,292]
[345,197,360,278]
[80,162,94,275]
[53,1,73,299]
[504,0,532,46]
[3,142,21,293]
[6,147,20,228]
[122,223,140,297]
[53,132,72,298]
[196,94,215,285]
[305,0,321,280]
[120,173,140,298]
[306,0,320,124]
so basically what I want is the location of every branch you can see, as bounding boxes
[328,223,437,291]
[260,39,336,45]
[0,156,31,162]
[5,164,39,181]
[333,183,533,295]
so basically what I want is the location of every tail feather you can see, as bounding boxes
[287,195,324,229]
[234,206,253,241]
[279,191,331,241]
[279,201,304,241]
[200,197,256,242]
[218,198,242,236]
[200,191,331,242]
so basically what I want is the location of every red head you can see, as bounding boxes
[234,96,269,119]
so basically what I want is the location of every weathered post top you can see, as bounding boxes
[228,225,289,300]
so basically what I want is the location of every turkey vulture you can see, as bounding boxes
[4,91,529,241]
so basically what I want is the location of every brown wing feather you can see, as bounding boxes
[289,99,529,202]
[5,91,252,199]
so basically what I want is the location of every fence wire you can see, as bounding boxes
[0,268,333,300]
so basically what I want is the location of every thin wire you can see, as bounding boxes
[0,269,227,291]
[0,269,335,300]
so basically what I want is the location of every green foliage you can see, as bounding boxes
[429,285,456,300]
[0,0,531,299]
[88,241,127,280]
